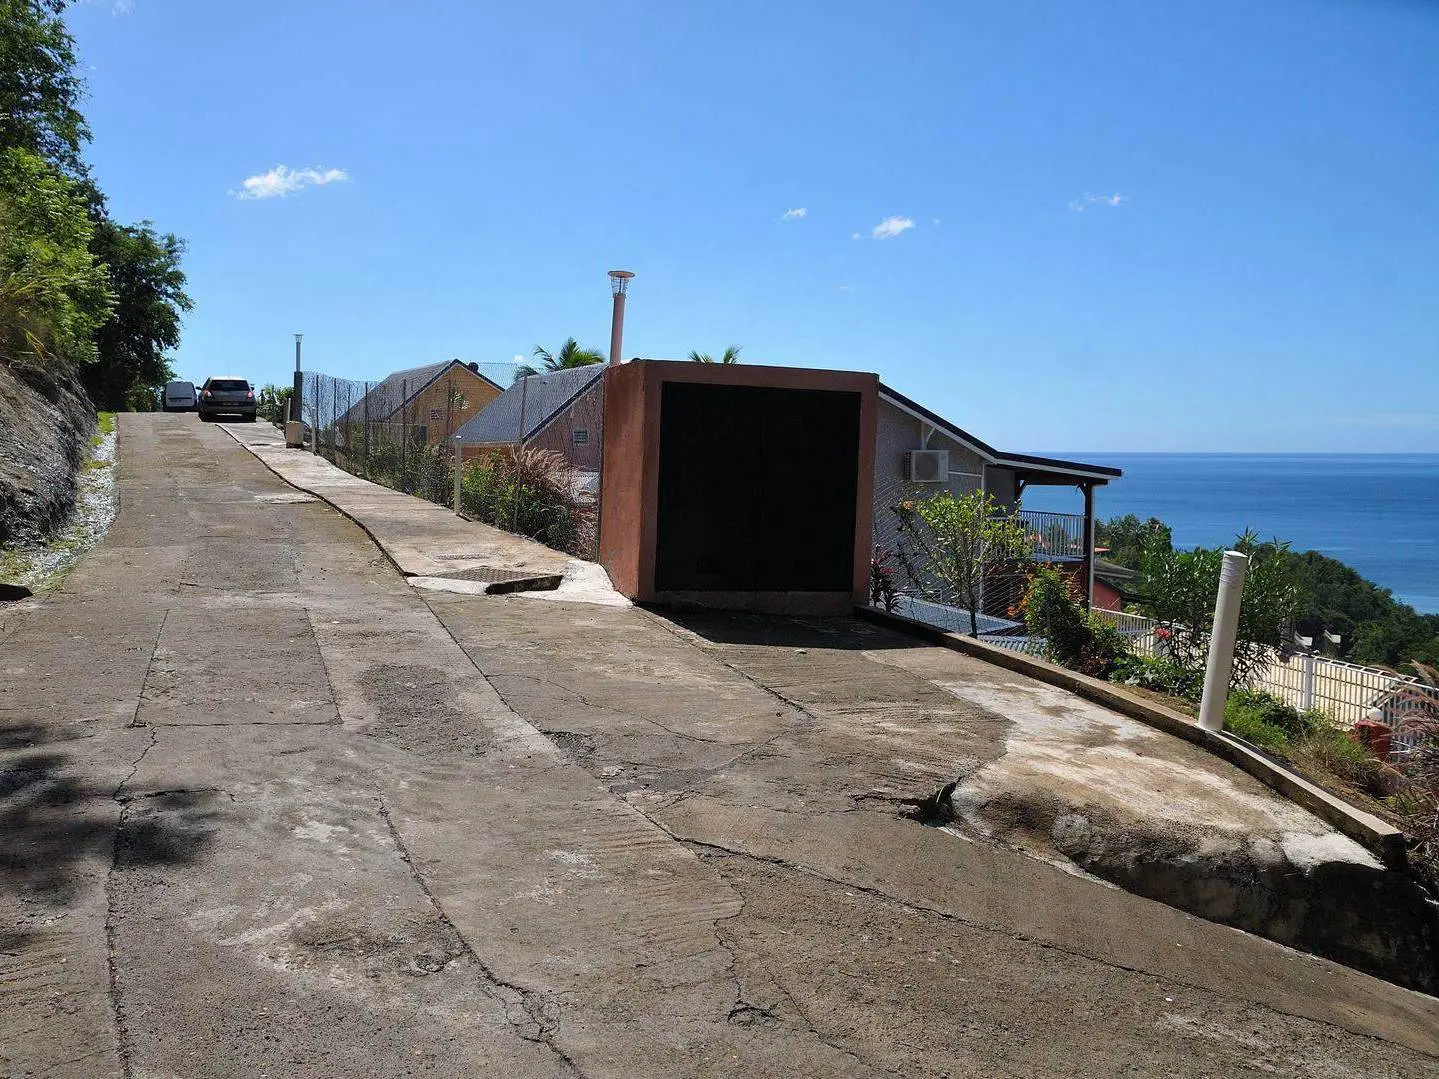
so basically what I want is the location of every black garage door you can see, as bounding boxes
[654,381,860,593]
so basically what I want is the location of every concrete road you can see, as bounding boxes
[2,414,1437,1079]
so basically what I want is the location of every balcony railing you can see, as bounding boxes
[1017,509,1086,561]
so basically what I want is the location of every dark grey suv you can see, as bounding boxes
[198,376,257,422]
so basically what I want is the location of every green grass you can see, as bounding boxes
[1223,706,1292,752]
[92,411,116,448]
[0,548,30,582]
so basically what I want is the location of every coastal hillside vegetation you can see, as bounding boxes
[1,0,192,412]
[1097,514,1439,670]
[2,0,192,548]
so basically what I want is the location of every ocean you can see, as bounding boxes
[1020,454,1439,615]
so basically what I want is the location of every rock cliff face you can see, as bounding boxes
[0,363,96,547]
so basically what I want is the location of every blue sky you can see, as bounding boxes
[67,0,1438,452]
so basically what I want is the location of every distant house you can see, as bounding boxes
[337,359,503,447]
[453,364,605,472]
[1092,555,1138,612]
[874,383,1121,618]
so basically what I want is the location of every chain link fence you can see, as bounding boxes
[299,362,604,559]
[870,466,1051,637]
[300,364,518,507]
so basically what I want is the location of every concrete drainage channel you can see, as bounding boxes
[904,778,1439,995]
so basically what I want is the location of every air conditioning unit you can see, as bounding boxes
[905,449,948,483]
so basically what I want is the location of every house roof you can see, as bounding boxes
[1094,557,1138,581]
[878,382,1122,483]
[453,364,605,445]
[339,360,503,423]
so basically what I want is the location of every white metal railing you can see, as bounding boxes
[1099,612,1427,730]
[1017,509,1085,561]
[1043,605,1436,732]
[1091,607,1156,635]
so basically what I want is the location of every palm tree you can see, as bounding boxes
[688,345,742,365]
[514,337,605,381]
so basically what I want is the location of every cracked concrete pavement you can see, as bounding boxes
[3,413,1439,1078]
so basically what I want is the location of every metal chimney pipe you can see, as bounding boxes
[607,270,634,366]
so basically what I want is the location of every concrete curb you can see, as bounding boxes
[856,604,1409,867]
[220,424,569,598]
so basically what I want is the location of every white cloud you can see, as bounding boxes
[782,207,807,220]
[851,232,862,240]
[1069,192,1126,212]
[234,165,350,200]
[112,0,133,14]
[870,215,915,240]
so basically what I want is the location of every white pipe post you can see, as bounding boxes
[1301,650,1316,712]
[1197,550,1250,733]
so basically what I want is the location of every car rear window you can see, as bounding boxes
[210,379,250,391]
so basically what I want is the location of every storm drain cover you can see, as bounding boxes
[431,566,539,585]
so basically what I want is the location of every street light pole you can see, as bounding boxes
[292,333,304,424]
[607,270,634,366]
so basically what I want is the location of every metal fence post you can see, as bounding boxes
[513,375,529,534]
[1301,650,1316,712]
[400,378,408,487]
[1197,550,1249,733]
[453,435,464,516]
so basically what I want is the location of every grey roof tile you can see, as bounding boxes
[454,364,604,445]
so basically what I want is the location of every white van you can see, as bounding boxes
[163,380,197,412]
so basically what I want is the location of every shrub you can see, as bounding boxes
[1225,689,1319,739]
[1223,706,1291,752]
[1020,566,1130,678]
[1295,726,1399,800]
[1137,530,1300,687]
[459,446,590,556]
[1110,652,1204,700]
[869,544,901,612]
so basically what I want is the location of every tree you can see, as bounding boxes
[0,0,90,176]
[83,220,192,410]
[1021,565,1130,677]
[688,346,742,364]
[1137,530,1299,686]
[514,337,604,381]
[0,146,111,370]
[257,384,292,423]
[894,490,1033,636]
[1095,514,1172,572]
